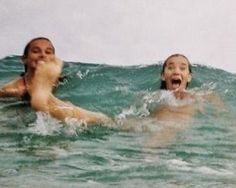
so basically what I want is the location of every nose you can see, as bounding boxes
[39,51,47,59]
[173,67,181,74]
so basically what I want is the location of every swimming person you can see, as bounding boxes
[152,53,195,122]
[0,37,111,125]
[28,59,111,125]
[143,53,226,148]
[116,54,198,147]
[0,37,59,98]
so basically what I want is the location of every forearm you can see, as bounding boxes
[0,77,27,97]
[0,86,26,97]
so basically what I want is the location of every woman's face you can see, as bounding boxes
[161,56,192,91]
[23,39,55,69]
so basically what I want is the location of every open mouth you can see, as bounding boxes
[171,79,182,89]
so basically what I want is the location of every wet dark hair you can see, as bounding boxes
[21,37,55,74]
[160,54,192,89]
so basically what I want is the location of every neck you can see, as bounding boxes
[173,89,187,99]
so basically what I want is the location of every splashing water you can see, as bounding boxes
[0,56,236,187]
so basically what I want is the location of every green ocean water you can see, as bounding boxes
[0,56,236,188]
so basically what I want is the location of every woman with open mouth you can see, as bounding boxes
[141,53,225,148]
[152,53,195,123]
[160,53,192,99]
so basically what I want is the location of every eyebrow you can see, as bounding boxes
[180,62,188,66]
[166,61,188,66]
[45,47,54,51]
[30,46,54,51]
[166,62,174,66]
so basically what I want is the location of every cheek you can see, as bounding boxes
[27,53,38,60]
[24,56,37,66]
[43,54,55,62]
[162,72,171,80]
[49,55,55,61]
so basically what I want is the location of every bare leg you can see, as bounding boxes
[26,59,111,125]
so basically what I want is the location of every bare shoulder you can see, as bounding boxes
[0,77,26,97]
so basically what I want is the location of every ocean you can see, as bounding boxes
[0,56,236,188]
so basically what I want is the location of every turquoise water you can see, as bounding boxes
[0,56,236,188]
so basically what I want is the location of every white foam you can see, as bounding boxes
[169,159,190,166]
[168,158,234,177]
[196,166,234,176]
[168,159,192,172]
[114,85,129,92]
[76,69,90,79]
[28,112,63,135]
[64,117,87,135]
